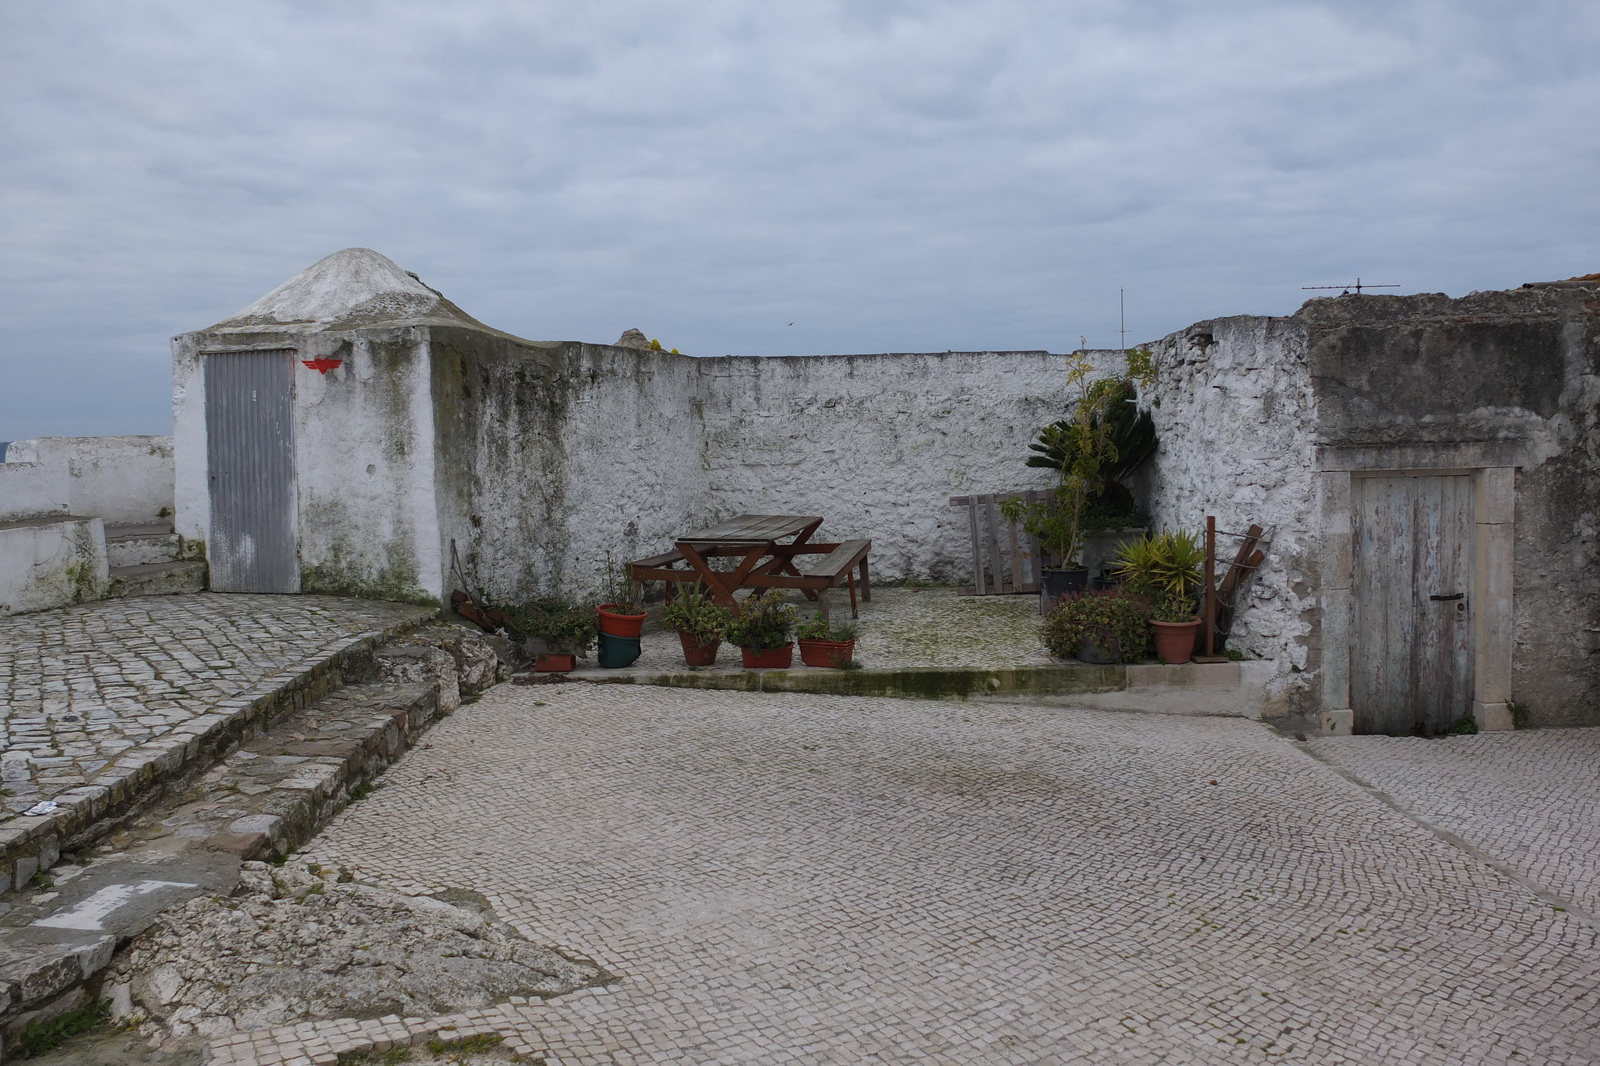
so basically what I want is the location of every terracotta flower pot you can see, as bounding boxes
[678,631,721,666]
[739,644,794,669]
[1150,619,1201,665]
[798,638,856,668]
[534,652,577,673]
[597,603,647,638]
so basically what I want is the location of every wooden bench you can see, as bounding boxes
[793,538,872,620]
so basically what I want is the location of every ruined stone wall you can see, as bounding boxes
[1138,318,1322,717]
[692,352,1074,583]
[1299,285,1600,727]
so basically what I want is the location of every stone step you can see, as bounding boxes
[103,525,181,568]
[106,560,207,598]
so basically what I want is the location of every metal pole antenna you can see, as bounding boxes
[1119,289,1127,352]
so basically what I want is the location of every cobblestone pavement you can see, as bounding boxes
[0,594,432,813]
[270,688,1600,1066]
[1307,729,1600,921]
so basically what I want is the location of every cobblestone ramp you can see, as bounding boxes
[0,617,503,1061]
[0,595,435,892]
[254,687,1600,1066]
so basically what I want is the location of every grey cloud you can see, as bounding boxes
[2,0,1597,438]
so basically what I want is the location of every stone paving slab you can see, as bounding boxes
[231,687,1600,1066]
[0,594,434,814]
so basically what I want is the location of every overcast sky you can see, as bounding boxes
[2,1,1597,440]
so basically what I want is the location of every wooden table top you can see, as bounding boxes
[676,514,823,546]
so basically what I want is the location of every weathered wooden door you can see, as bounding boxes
[204,350,299,593]
[1351,474,1474,735]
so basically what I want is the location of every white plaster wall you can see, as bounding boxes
[1139,317,1320,713]
[8,436,174,525]
[0,461,67,522]
[549,346,708,598]
[171,336,211,550]
[0,516,108,615]
[292,328,442,602]
[692,352,1087,583]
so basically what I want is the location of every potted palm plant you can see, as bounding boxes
[795,613,859,668]
[1003,354,1139,607]
[725,589,798,669]
[1110,530,1205,664]
[660,580,732,666]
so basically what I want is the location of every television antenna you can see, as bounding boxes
[1119,288,1127,352]
[1302,277,1399,296]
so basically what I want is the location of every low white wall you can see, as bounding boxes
[6,436,174,526]
[0,516,109,616]
[0,461,68,522]
[1139,317,1319,716]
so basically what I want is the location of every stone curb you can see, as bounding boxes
[582,662,1131,700]
[0,610,441,896]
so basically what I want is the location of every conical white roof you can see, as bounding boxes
[207,248,487,332]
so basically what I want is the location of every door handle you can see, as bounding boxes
[1429,593,1463,601]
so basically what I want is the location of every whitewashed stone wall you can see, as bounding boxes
[0,516,108,616]
[1138,318,1320,715]
[694,352,1078,583]
[6,436,173,525]
[0,436,164,615]
[0,459,67,522]
[446,346,1083,603]
[438,338,709,605]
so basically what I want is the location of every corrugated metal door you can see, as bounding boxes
[1352,474,1474,735]
[204,350,299,593]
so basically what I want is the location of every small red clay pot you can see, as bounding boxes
[798,638,856,668]
[739,644,794,669]
[534,652,577,673]
[678,631,721,666]
[1150,619,1201,665]
[597,604,648,639]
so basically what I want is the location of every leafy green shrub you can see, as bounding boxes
[660,581,731,641]
[1042,590,1152,663]
[795,613,857,642]
[725,590,797,650]
[502,600,598,654]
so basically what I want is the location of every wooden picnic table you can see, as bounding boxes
[629,513,873,618]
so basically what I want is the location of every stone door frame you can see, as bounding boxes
[1317,443,1516,735]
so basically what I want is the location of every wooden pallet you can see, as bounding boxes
[949,490,1047,595]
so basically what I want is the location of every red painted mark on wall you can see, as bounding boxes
[301,358,344,375]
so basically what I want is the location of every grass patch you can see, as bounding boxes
[336,1047,413,1065]
[18,998,111,1057]
[348,778,388,803]
[426,1033,503,1056]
